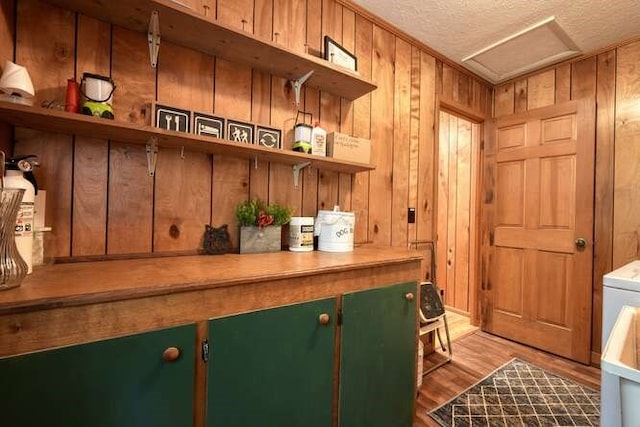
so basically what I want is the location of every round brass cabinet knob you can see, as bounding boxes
[318,313,331,325]
[162,347,181,362]
[405,292,414,301]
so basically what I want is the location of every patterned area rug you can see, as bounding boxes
[428,358,600,426]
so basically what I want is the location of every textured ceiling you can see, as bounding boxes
[351,0,640,83]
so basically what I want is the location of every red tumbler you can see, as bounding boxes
[65,78,80,113]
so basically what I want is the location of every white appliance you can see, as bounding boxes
[601,260,640,427]
[602,306,640,427]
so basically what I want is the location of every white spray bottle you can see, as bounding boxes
[5,155,38,274]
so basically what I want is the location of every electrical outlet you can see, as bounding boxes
[408,207,416,223]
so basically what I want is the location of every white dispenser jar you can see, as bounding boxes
[289,217,314,252]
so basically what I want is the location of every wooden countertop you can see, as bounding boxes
[0,247,422,314]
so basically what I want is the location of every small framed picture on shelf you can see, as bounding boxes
[154,104,191,133]
[193,113,224,139]
[324,36,357,72]
[256,126,282,149]
[227,120,254,144]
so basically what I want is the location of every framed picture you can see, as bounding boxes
[256,126,282,149]
[194,113,224,139]
[154,104,191,133]
[324,36,357,72]
[227,120,254,144]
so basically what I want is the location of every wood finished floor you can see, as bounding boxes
[414,316,601,427]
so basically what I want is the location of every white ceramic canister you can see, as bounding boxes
[289,217,314,252]
[315,208,355,252]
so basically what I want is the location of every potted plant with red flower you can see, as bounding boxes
[235,198,292,254]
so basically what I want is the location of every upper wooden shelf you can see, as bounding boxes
[43,0,377,100]
[0,102,374,173]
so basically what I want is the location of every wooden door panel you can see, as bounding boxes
[436,111,450,296]
[437,111,479,312]
[491,308,574,359]
[445,115,458,304]
[495,228,575,253]
[454,120,472,309]
[494,248,574,358]
[541,114,575,143]
[539,156,576,228]
[493,247,524,316]
[496,161,525,226]
[535,251,572,327]
[497,124,526,150]
[497,141,576,163]
[485,99,594,364]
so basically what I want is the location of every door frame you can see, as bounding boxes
[435,97,487,327]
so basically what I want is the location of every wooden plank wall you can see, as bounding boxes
[493,41,640,357]
[0,0,492,268]
[0,0,13,155]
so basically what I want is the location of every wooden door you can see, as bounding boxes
[0,324,196,427]
[483,100,595,364]
[436,111,481,313]
[339,282,417,427]
[207,298,336,427]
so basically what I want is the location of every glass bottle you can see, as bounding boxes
[0,187,28,290]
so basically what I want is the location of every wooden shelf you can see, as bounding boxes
[0,102,374,174]
[43,0,377,100]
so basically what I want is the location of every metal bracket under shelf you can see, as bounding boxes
[146,137,159,177]
[292,161,311,189]
[291,70,314,109]
[148,11,160,68]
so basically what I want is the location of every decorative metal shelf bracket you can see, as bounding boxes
[292,161,311,189]
[290,70,314,109]
[146,137,159,177]
[148,11,161,68]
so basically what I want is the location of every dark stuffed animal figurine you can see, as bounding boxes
[202,224,231,255]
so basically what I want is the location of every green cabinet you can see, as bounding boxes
[207,297,336,427]
[339,282,417,427]
[0,323,196,427]
[205,282,417,427]
[0,282,416,427]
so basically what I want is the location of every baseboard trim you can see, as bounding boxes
[443,305,470,317]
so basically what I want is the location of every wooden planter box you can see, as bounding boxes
[239,226,282,254]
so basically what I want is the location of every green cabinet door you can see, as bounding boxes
[0,323,196,427]
[207,298,336,427]
[339,282,417,427]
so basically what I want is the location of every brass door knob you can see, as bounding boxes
[318,313,330,325]
[162,347,181,362]
[575,237,587,249]
[405,292,414,301]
